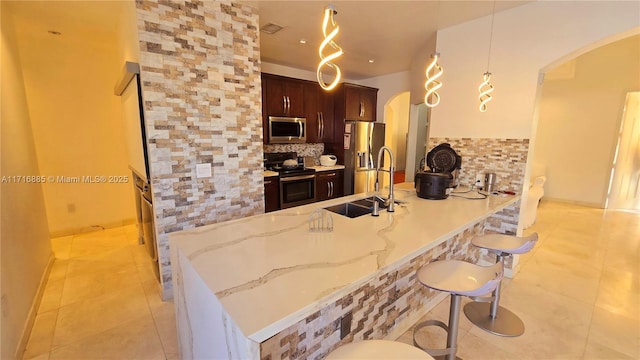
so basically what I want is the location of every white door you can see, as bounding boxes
[606,92,640,211]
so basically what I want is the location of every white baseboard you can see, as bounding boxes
[15,252,56,359]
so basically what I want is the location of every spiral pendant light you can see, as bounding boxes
[317,5,343,91]
[478,1,496,112]
[479,72,494,112]
[424,53,444,107]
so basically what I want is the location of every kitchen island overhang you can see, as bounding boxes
[170,185,519,359]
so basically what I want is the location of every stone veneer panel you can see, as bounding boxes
[259,214,519,360]
[135,0,263,296]
[429,138,529,193]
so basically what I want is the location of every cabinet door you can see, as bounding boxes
[344,86,362,120]
[316,170,344,201]
[318,89,334,143]
[303,82,320,143]
[315,174,331,202]
[332,170,344,198]
[264,75,304,117]
[264,177,280,213]
[359,88,377,121]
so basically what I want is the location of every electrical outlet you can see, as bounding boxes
[340,312,352,339]
[475,174,484,188]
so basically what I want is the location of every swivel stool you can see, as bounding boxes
[463,233,538,337]
[413,260,504,360]
[325,340,435,359]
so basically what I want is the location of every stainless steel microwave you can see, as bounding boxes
[268,116,306,144]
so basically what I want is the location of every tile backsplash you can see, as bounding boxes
[263,143,325,165]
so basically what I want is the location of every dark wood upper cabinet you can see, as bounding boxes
[260,74,377,149]
[340,83,378,122]
[262,74,304,118]
[304,82,335,143]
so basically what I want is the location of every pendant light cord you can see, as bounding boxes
[486,0,496,72]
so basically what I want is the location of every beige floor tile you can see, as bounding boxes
[64,247,135,279]
[23,352,50,360]
[51,282,151,348]
[595,267,640,320]
[515,254,600,304]
[150,299,179,356]
[38,278,64,314]
[587,306,640,359]
[582,339,638,359]
[51,236,73,260]
[59,264,141,307]
[23,310,57,359]
[47,260,69,282]
[49,314,165,360]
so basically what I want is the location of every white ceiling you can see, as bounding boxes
[242,1,532,79]
[5,0,531,79]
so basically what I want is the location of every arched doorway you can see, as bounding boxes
[383,91,411,183]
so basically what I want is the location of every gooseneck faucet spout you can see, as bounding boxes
[375,146,395,212]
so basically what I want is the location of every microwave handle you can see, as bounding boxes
[298,119,303,139]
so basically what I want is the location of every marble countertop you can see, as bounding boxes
[263,165,344,178]
[169,184,518,343]
[307,165,345,171]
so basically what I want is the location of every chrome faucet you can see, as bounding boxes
[375,146,395,212]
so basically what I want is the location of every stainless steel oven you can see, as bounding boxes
[280,173,316,208]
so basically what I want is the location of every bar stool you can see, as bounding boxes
[325,340,435,359]
[463,233,538,337]
[413,260,504,360]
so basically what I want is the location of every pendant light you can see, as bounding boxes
[425,1,443,107]
[317,4,343,91]
[478,1,496,112]
[424,52,444,107]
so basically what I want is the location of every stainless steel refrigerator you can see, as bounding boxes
[343,121,386,195]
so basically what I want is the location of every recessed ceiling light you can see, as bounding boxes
[260,23,284,35]
[48,30,62,36]
[368,59,375,63]
[299,39,307,44]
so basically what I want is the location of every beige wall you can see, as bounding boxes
[1,5,52,358]
[428,1,640,140]
[13,6,135,236]
[534,35,640,206]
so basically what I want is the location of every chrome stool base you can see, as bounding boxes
[413,295,463,360]
[463,301,524,337]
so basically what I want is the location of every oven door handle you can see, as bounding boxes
[280,174,316,182]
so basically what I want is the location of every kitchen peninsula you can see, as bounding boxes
[169,185,519,359]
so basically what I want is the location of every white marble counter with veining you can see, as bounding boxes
[307,165,346,172]
[169,184,518,346]
[263,170,279,177]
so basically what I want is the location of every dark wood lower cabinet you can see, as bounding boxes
[315,170,344,202]
[264,176,279,213]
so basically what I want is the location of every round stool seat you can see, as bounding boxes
[417,260,504,296]
[325,340,434,359]
[471,233,538,254]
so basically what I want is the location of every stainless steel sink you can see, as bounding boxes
[324,202,372,218]
[324,196,406,218]
[349,196,387,209]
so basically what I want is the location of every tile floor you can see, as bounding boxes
[23,225,178,360]
[23,200,639,359]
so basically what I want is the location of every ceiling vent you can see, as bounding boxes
[261,23,284,35]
